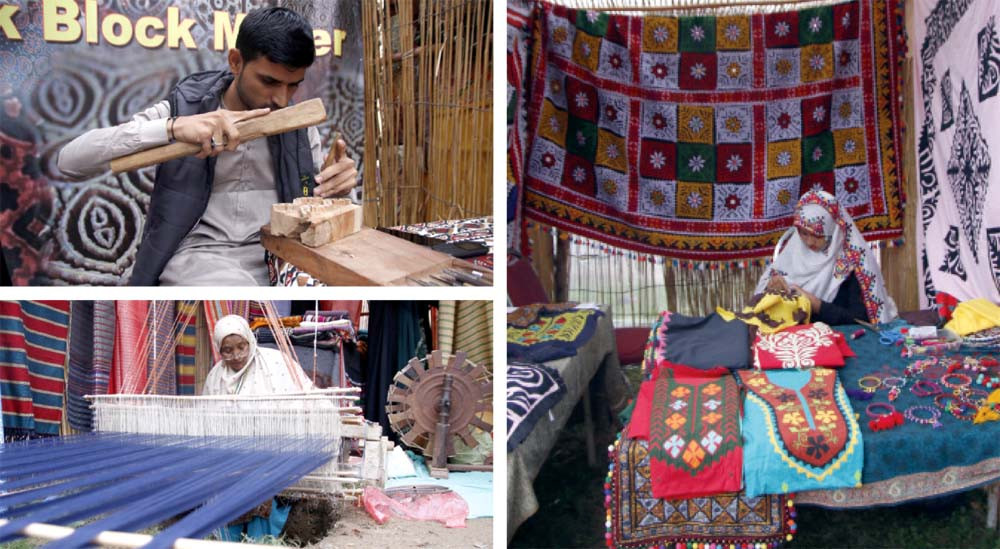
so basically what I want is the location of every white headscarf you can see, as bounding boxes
[755,190,898,324]
[203,315,314,395]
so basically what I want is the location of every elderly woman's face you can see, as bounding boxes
[220,334,250,371]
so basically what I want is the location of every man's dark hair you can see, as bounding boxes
[236,7,316,68]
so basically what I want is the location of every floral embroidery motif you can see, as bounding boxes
[648,367,740,475]
[754,322,837,368]
[738,369,851,469]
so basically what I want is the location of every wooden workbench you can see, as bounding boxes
[261,226,491,286]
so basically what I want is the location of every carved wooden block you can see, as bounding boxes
[270,197,362,247]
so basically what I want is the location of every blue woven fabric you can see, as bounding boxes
[0,433,332,548]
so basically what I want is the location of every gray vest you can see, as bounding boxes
[128,70,315,286]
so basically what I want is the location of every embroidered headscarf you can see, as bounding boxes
[203,315,314,395]
[755,190,898,324]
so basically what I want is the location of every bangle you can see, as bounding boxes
[866,402,896,419]
[934,394,976,421]
[910,380,942,397]
[858,376,881,393]
[882,376,906,389]
[168,116,177,142]
[904,405,943,428]
[940,373,971,390]
[959,388,990,407]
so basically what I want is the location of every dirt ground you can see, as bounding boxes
[310,503,492,549]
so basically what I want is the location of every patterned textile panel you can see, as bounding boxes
[608,436,792,548]
[175,301,199,395]
[913,0,1000,304]
[146,301,176,395]
[507,307,604,363]
[509,1,534,255]
[92,301,116,397]
[523,0,906,260]
[112,300,148,394]
[738,368,863,497]
[0,1,364,285]
[631,363,742,499]
[507,362,566,452]
[0,301,70,437]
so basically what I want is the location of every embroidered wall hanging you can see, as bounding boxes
[509,1,534,255]
[521,0,906,261]
[914,0,1000,304]
[738,368,863,496]
[608,436,793,548]
[628,361,742,499]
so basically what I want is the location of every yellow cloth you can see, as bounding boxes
[717,292,811,334]
[973,389,1000,424]
[944,299,1000,336]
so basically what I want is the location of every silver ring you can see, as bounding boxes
[210,137,226,148]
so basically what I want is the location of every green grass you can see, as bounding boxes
[510,364,1000,549]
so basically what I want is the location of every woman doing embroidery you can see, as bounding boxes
[756,190,898,325]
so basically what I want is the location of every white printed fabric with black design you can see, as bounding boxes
[914,0,1000,304]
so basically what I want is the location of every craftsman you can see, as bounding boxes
[57,7,357,286]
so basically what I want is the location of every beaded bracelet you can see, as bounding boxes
[904,405,943,428]
[934,394,976,421]
[866,402,896,419]
[910,380,942,397]
[959,388,990,407]
[940,373,972,390]
[858,376,882,393]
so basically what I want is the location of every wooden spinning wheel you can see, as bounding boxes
[385,350,492,476]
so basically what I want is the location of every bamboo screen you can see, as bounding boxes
[362,0,493,227]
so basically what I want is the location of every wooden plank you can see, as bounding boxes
[110,98,327,173]
[261,226,489,286]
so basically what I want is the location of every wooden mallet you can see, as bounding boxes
[109,98,327,174]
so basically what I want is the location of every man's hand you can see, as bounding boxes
[171,108,271,159]
[766,274,789,293]
[314,139,358,197]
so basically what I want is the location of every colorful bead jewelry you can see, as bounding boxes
[866,402,896,419]
[858,376,881,393]
[904,405,943,428]
[865,403,903,431]
[940,373,972,390]
[911,380,942,397]
[934,394,976,421]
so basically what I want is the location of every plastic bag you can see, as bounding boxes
[361,486,468,528]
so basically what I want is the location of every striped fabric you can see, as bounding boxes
[175,301,198,395]
[0,301,71,437]
[438,301,493,370]
[112,301,149,394]
[146,301,176,395]
[67,301,95,431]
[92,301,115,397]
